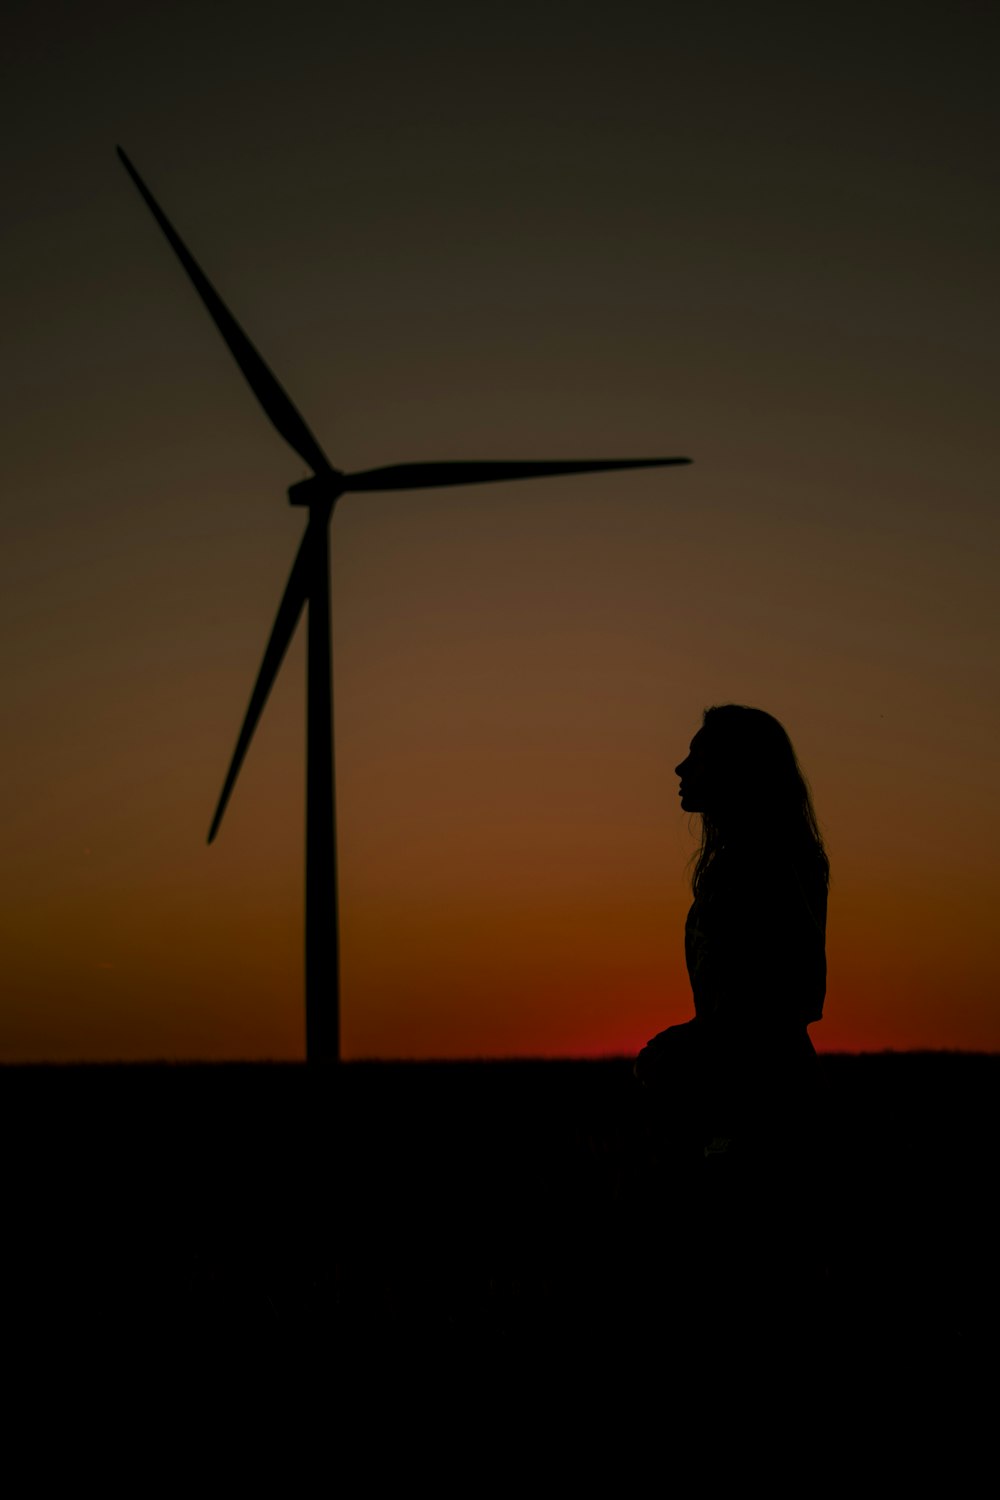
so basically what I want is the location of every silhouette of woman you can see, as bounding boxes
[635,705,829,1157]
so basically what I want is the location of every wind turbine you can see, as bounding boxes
[118,147,692,1064]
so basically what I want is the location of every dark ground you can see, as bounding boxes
[1,1054,996,1458]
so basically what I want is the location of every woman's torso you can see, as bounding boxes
[685,843,827,1035]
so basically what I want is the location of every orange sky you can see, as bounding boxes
[3,2,998,1058]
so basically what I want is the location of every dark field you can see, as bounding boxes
[3,1054,997,1445]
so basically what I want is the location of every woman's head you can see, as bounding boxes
[676,705,807,820]
[678,705,828,888]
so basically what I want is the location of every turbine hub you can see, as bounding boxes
[288,472,344,507]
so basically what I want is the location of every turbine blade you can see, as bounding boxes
[342,458,691,492]
[117,146,334,479]
[208,528,311,844]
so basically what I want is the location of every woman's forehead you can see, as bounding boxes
[689,726,724,758]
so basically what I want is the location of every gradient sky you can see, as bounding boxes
[3,1,998,1059]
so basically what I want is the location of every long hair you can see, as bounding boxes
[690,705,829,899]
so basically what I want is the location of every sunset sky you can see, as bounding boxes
[3,2,998,1059]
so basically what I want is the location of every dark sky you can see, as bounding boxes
[3,1,998,1058]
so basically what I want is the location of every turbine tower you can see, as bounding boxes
[118,147,692,1064]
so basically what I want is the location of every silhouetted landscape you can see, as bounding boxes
[3,1054,996,1434]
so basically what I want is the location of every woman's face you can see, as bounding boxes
[675,729,721,814]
